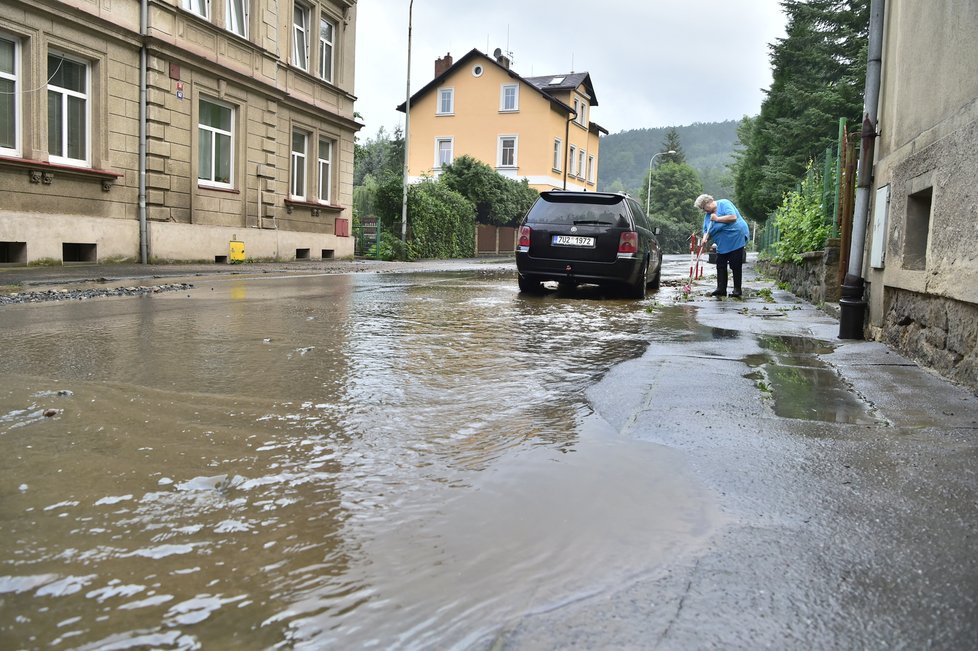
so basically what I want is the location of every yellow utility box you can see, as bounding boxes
[229,240,245,263]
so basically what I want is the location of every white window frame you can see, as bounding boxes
[552,139,562,172]
[198,97,234,189]
[319,16,335,83]
[498,135,517,168]
[578,100,587,126]
[578,150,586,179]
[500,84,518,112]
[47,52,90,167]
[292,3,310,71]
[290,129,308,199]
[434,137,453,169]
[568,144,576,176]
[587,155,595,183]
[437,87,454,115]
[0,35,20,158]
[226,0,249,38]
[317,137,333,204]
[183,0,211,19]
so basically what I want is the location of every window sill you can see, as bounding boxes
[284,198,344,215]
[0,155,122,191]
[198,184,240,194]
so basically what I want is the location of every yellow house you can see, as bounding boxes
[397,48,607,193]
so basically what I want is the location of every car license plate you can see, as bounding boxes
[552,235,595,247]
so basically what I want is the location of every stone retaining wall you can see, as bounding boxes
[757,239,842,307]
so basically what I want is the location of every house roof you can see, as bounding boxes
[524,72,598,107]
[395,48,599,117]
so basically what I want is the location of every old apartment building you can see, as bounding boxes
[859,0,978,390]
[0,0,359,264]
[398,49,607,193]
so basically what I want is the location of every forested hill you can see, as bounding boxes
[597,120,741,199]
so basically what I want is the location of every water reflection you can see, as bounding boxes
[0,271,717,648]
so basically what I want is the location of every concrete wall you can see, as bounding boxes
[860,0,978,394]
[148,221,353,261]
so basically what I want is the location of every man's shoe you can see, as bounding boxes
[709,289,727,297]
[731,290,742,298]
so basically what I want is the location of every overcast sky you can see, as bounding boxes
[353,1,788,139]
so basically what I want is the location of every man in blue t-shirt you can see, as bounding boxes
[693,193,750,297]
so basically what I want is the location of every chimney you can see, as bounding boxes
[434,52,453,77]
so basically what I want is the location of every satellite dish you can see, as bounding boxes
[493,47,502,58]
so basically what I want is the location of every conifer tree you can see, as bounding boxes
[733,0,869,222]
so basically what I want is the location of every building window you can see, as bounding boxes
[292,3,310,71]
[587,155,594,183]
[552,139,562,172]
[198,98,234,187]
[227,0,248,37]
[498,136,517,168]
[0,36,19,157]
[437,88,453,115]
[318,138,333,203]
[577,101,587,126]
[319,17,334,83]
[435,137,453,168]
[578,150,586,178]
[47,53,88,166]
[904,186,932,271]
[568,145,576,176]
[183,0,211,19]
[500,84,518,111]
[291,129,307,199]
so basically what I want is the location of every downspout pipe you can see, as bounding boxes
[839,0,885,339]
[562,108,577,190]
[138,0,148,263]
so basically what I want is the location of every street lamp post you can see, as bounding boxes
[401,0,414,244]
[646,150,676,215]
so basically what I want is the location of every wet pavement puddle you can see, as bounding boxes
[744,335,881,425]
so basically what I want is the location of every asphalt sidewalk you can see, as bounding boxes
[509,264,978,648]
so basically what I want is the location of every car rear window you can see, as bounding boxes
[525,195,629,226]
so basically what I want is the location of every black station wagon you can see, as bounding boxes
[515,191,663,298]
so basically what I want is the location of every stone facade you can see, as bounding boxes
[856,0,978,394]
[0,0,359,264]
[879,288,978,390]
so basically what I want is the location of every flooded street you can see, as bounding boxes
[0,268,719,649]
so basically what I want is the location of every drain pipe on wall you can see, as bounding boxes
[137,0,149,264]
[839,0,885,339]
[562,107,577,190]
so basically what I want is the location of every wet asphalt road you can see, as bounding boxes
[1,255,977,649]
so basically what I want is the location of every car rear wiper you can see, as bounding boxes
[572,219,613,225]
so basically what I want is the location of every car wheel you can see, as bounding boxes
[518,275,542,293]
[649,261,662,291]
[629,261,648,299]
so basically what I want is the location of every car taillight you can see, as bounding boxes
[618,231,638,254]
[518,226,531,248]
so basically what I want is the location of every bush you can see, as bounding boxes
[407,180,476,259]
[771,161,830,263]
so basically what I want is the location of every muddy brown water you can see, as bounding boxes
[0,271,720,649]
